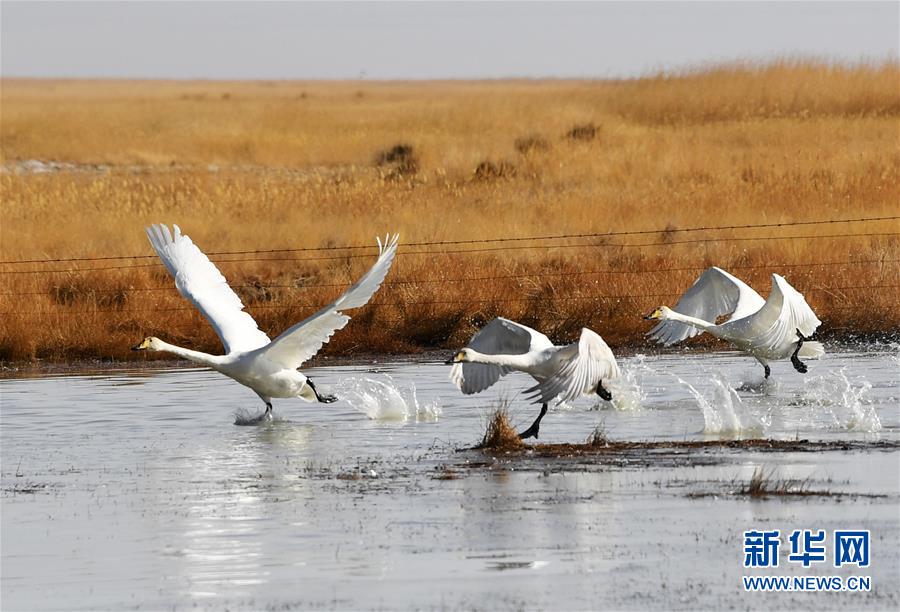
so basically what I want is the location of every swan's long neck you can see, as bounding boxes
[466,350,533,369]
[665,311,717,333]
[155,340,224,368]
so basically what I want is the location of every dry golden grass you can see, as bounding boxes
[1,61,898,362]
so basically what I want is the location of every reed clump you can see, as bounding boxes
[742,466,812,498]
[375,143,419,178]
[473,159,517,180]
[514,134,550,154]
[565,123,598,141]
[478,407,525,452]
[0,60,898,363]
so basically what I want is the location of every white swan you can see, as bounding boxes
[132,224,398,421]
[447,318,620,439]
[645,267,824,378]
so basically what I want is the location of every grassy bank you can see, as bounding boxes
[1,61,898,362]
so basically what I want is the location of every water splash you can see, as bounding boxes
[792,368,881,433]
[406,381,443,422]
[735,377,779,395]
[677,374,768,436]
[607,354,652,412]
[233,408,274,426]
[574,354,653,412]
[337,376,442,422]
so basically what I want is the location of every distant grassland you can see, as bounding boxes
[1,60,898,362]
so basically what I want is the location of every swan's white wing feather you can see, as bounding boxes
[450,318,553,394]
[259,234,399,369]
[648,266,765,346]
[146,224,270,354]
[450,362,510,395]
[470,318,554,354]
[727,274,822,354]
[526,328,620,404]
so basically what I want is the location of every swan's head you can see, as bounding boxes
[644,306,673,321]
[445,348,473,364]
[132,336,163,351]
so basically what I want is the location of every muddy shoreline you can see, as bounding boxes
[459,438,900,466]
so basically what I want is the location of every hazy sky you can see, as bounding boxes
[2,1,897,79]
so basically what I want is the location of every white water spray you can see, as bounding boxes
[337,375,442,422]
[677,374,768,436]
[606,354,652,412]
[793,368,882,433]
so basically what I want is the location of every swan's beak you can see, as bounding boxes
[644,308,662,321]
[445,351,464,365]
[132,338,150,351]
[131,344,145,351]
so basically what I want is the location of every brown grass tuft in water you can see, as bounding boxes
[478,407,525,452]
[743,466,812,498]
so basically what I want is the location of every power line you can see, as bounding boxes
[1,214,897,266]
[1,257,895,296]
[2,231,897,275]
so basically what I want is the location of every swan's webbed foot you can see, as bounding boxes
[307,378,338,403]
[791,329,809,374]
[518,404,548,440]
[596,381,612,401]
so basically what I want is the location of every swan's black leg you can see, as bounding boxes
[308,378,337,403]
[265,402,273,416]
[791,328,809,374]
[518,404,548,440]
[596,381,613,401]
[763,364,771,379]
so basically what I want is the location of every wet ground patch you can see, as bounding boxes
[454,437,900,471]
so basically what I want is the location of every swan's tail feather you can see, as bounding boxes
[799,341,824,359]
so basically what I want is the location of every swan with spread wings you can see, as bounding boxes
[132,224,398,421]
[447,318,620,439]
[645,267,824,378]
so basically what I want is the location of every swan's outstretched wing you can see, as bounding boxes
[525,328,620,404]
[450,318,553,395]
[727,274,821,353]
[259,235,399,369]
[146,224,271,354]
[648,266,765,346]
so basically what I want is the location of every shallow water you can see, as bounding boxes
[2,348,898,610]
